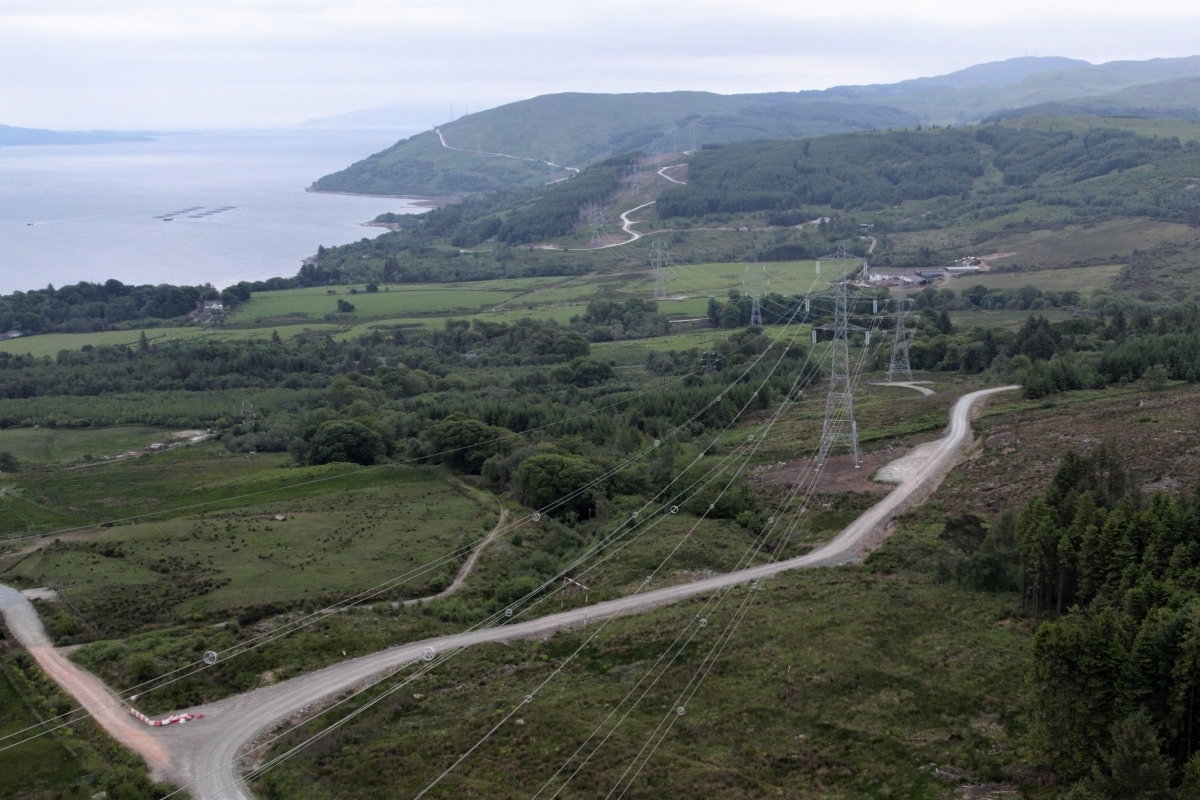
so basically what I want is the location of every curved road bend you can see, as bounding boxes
[0,584,175,774]
[579,200,657,251]
[2,386,1017,799]
[657,164,687,185]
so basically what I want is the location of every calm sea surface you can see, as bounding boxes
[0,129,422,294]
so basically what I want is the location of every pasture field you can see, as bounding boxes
[946,263,1124,294]
[663,260,829,297]
[591,326,761,366]
[0,425,175,466]
[0,323,342,358]
[332,305,585,339]
[226,283,529,323]
[0,443,404,539]
[9,467,491,639]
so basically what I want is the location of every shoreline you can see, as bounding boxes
[304,186,460,208]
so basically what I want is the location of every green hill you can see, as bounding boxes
[309,92,921,196]
[984,76,1200,122]
[311,56,1200,197]
[828,55,1200,124]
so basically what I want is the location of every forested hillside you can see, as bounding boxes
[985,77,1200,122]
[658,125,1200,222]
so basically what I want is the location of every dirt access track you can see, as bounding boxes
[0,386,1017,800]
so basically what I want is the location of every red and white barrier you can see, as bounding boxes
[129,708,205,727]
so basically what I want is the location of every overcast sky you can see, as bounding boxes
[4,0,1200,130]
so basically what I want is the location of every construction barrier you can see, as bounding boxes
[128,708,204,727]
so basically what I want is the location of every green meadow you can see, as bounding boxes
[0,425,174,466]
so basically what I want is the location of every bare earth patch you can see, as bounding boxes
[754,446,916,495]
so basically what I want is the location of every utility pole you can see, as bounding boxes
[887,298,914,382]
[816,249,860,467]
[651,240,668,300]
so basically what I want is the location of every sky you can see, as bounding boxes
[3,0,1200,130]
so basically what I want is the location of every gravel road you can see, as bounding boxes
[1,385,1016,799]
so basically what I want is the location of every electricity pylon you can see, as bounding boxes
[887,298,913,382]
[748,259,763,327]
[651,240,668,300]
[816,254,860,467]
[584,203,608,246]
[242,400,258,455]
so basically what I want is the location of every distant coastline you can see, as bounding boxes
[304,186,459,208]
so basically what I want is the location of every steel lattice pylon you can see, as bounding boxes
[816,252,860,466]
[651,240,667,300]
[748,259,763,326]
[887,299,913,382]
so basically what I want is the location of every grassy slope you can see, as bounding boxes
[947,264,1124,293]
[9,467,489,634]
[249,383,1200,800]
[252,568,1033,800]
[0,444,415,537]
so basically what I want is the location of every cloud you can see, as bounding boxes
[2,0,1199,128]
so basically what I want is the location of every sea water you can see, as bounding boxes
[0,129,425,294]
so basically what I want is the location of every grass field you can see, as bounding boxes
[947,263,1124,294]
[0,425,175,466]
[9,467,490,639]
[974,218,1197,268]
[226,283,530,323]
[0,443,443,539]
[663,261,830,298]
[332,305,586,339]
[0,323,343,358]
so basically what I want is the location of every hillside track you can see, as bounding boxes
[433,128,579,175]
[0,386,1017,799]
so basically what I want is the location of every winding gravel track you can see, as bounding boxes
[579,200,657,250]
[1,386,1016,799]
[656,164,687,185]
[433,128,579,175]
